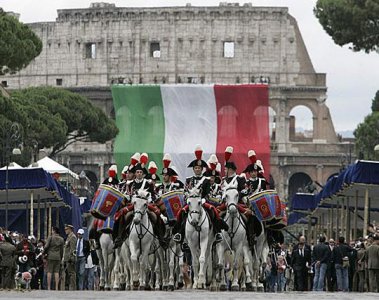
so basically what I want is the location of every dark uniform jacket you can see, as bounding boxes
[185,175,210,199]
[130,178,156,201]
[245,177,267,195]
[156,181,184,197]
[102,177,119,188]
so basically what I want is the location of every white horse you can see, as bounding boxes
[166,227,185,290]
[217,181,252,291]
[96,233,115,290]
[119,237,133,290]
[129,191,155,290]
[250,219,269,292]
[185,188,214,289]
[84,213,115,291]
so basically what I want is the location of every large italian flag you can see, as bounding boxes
[112,84,270,180]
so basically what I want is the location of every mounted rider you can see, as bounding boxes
[244,153,267,195]
[217,148,263,250]
[173,145,229,244]
[156,154,184,197]
[204,154,223,206]
[114,153,166,248]
[102,164,119,188]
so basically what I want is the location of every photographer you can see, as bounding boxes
[15,235,35,273]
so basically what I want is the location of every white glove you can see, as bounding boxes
[160,215,168,224]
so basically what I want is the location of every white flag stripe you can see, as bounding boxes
[161,85,217,180]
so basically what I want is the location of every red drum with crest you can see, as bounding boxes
[248,190,283,222]
[90,184,125,220]
[96,216,115,234]
[160,191,185,221]
[208,196,222,207]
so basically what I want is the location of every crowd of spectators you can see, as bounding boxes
[0,225,99,291]
[262,224,379,293]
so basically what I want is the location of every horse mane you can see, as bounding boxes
[134,189,150,200]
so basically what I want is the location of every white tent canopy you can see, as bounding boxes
[30,156,79,180]
[0,162,23,170]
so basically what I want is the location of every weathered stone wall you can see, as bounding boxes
[0,3,350,200]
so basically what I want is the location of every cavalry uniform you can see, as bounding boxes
[173,147,228,243]
[102,164,119,188]
[114,163,165,247]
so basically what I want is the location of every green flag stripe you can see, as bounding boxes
[112,85,165,172]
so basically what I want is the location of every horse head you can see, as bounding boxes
[186,190,203,227]
[222,180,239,216]
[132,190,150,225]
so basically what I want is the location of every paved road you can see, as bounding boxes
[0,290,378,300]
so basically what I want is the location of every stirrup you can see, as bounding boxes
[215,233,223,243]
[173,233,182,243]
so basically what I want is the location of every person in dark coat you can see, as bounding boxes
[326,238,337,291]
[291,236,312,291]
[15,235,35,273]
[0,234,16,289]
[334,236,353,292]
[312,236,330,291]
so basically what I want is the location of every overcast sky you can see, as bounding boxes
[1,0,378,133]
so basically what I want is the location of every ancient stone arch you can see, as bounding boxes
[0,3,351,200]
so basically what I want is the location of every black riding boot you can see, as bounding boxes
[173,212,186,243]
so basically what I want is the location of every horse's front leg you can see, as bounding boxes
[139,249,150,290]
[129,241,140,289]
[197,234,209,289]
[231,246,243,291]
[243,244,253,290]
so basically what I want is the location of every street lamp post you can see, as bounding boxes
[2,122,22,230]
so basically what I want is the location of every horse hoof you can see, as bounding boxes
[241,287,246,292]
[177,282,184,289]
[219,284,227,291]
[144,285,151,291]
[120,283,126,291]
[252,287,257,292]
[168,285,174,291]
[210,286,217,292]
[139,285,145,291]
[99,286,105,291]
[245,282,253,291]
[113,287,119,291]
[126,285,131,291]
[231,285,239,291]
[257,286,264,292]
[106,287,111,291]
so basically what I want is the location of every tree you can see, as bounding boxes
[371,90,379,112]
[314,0,379,53]
[1,87,118,165]
[354,90,379,160]
[0,8,42,75]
